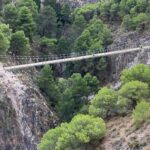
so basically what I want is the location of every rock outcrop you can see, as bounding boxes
[0,67,58,150]
[108,29,150,83]
[97,116,150,150]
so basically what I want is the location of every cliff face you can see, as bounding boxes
[0,68,58,150]
[107,26,150,83]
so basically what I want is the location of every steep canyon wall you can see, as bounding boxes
[0,68,58,150]
[108,30,150,83]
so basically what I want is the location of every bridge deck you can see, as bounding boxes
[3,46,150,70]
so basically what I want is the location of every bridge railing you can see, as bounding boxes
[1,44,150,68]
[0,50,106,66]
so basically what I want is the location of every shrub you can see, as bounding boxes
[121,64,150,87]
[132,101,150,127]
[119,81,149,107]
[89,87,118,118]
[0,32,10,54]
[40,37,57,54]
[40,37,57,48]
[122,13,150,30]
[83,73,99,93]
[38,114,106,150]
[73,3,100,21]
[117,95,129,115]
[10,31,31,55]
[38,125,65,150]
[0,24,11,54]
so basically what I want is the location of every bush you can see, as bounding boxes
[132,101,150,127]
[121,64,150,87]
[0,23,11,54]
[10,31,31,55]
[83,73,99,93]
[89,87,118,118]
[38,114,106,150]
[117,95,129,115]
[119,81,149,107]
[38,125,65,150]
[73,3,100,21]
[89,81,149,118]
[122,13,150,30]
[40,37,57,54]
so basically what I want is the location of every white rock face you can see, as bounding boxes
[0,68,34,150]
[0,67,58,150]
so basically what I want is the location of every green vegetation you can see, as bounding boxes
[119,81,149,107]
[36,65,61,107]
[0,0,114,78]
[132,101,150,127]
[38,6,57,38]
[16,0,38,19]
[2,0,149,80]
[1,0,149,55]
[17,6,35,41]
[73,3,100,21]
[75,16,112,53]
[73,0,150,30]
[89,64,150,119]
[38,114,106,150]
[89,87,118,118]
[10,31,31,55]
[37,64,150,150]
[121,64,150,86]
[1,2,34,54]
[38,64,150,148]
[0,24,11,54]
[40,37,57,55]
[57,73,99,121]
[3,4,18,30]
[56,36,70,54]
[1,0,150,148]
[36,65,99,121]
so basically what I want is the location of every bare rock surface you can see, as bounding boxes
[0,67,58,150]
[108,28,150,83]
[97,116,150,150]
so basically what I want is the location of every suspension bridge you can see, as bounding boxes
[1,45,150,71]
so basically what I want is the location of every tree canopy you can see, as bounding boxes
[10,31,31,55]
[89,87,119,118]
[38,114,106,150]
[75,17,112,52]
[0,24,11,54]
[121,64,150,87]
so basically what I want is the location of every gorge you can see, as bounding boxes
[0,0,150,149]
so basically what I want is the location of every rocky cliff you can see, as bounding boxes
[0,67,58,150]
[107,25,150,83]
